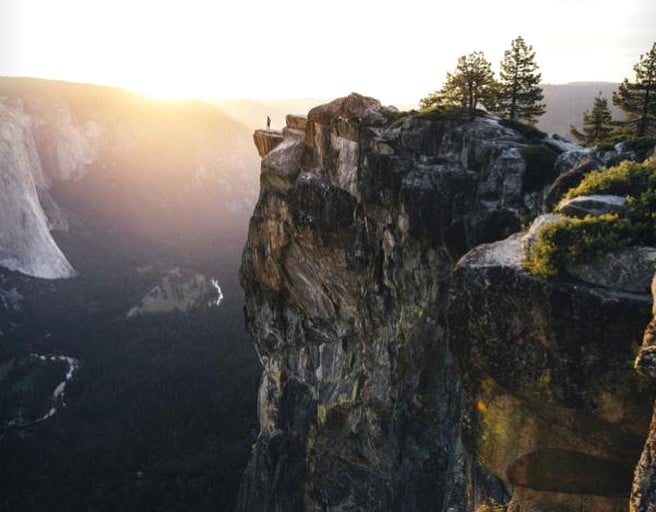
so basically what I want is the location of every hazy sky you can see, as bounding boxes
[1,0,655,105]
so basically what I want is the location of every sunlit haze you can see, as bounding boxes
[2,0,655,105]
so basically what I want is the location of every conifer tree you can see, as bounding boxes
[613,42,656,137]
[495,36,545,124]
[420,51,496,112]
[569,92,615,146]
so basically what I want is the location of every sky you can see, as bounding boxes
[1,0,655,106]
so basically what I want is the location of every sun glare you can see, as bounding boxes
[122,79,208,101]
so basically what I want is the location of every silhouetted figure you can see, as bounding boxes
[266,116,271,131]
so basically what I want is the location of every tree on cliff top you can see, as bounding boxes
[420,51,496,112]
[613,42,656,137]
[570,92,615,146]
[494,36,545,124]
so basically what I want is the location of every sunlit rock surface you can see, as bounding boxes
[27,95,101,183]
[254,130,284,157]
[0,99,76,279]
[238,94,578,511]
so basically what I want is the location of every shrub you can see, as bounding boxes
[526,159,656,277]
[526,214,637,277]
[565,160,656,199]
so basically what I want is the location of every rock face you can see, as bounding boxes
[631,275,656,511]
[556,194,628,218]
[449,236,654,511]
[0,98,76,279]
[254,130,284,157]
[239,94,580,511]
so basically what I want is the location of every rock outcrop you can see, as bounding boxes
[631,276,656,511]
[0,98,76,279]
[238,94,586,511]
[449,236,654,511]
[254,130,284,157]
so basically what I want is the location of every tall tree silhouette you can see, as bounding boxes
[495,36,545,124]
[613,42,656,137]
[420,51,496,112]
[570,92,615,146]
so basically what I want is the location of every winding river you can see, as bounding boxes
[8,353,79,427]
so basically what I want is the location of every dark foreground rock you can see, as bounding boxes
[449,236,654,511]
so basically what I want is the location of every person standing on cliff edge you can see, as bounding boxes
[266,116,271,131]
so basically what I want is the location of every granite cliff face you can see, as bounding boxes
[449,235,653,511]
[237,93,619,511]
[0,98,76,279]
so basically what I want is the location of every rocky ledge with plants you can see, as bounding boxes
[240,92,656,511]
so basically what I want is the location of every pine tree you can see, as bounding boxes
[420,51,496,113]
[495,36,545,124]
[613,42,656,137]
[569,92,615,146]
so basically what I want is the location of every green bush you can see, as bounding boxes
[526,159,656,277]
[525,214,637,277]
[565,160,656,199]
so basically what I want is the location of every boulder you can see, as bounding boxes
[557,194,628,218]
[285,114,307,131]
[449,236,653,511]
[307,92,381,124]
[253,129,284,157]
[566,246,656,293]
[544,156,601,211]
[260,138,306,192]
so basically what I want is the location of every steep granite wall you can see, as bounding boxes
[0,98,76,279]
[239,94,579,511]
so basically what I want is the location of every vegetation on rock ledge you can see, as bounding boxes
[526,159,656,276]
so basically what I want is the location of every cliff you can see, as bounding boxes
[0,98,76,279]
[632,276,656,511]
[449,235,653,511]
[238,93,629,511]
[0,77,260,280]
